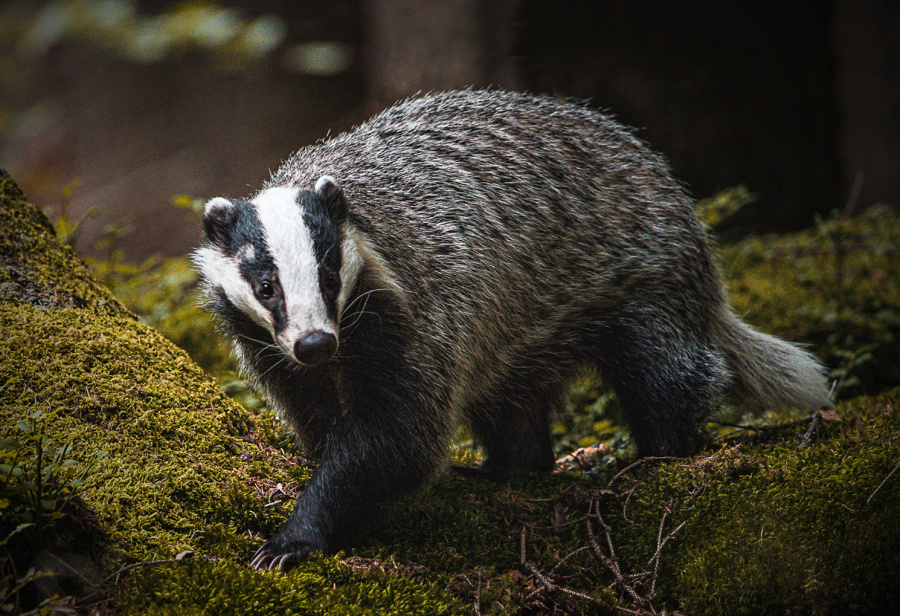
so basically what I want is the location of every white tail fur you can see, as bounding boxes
[716,309,832,413]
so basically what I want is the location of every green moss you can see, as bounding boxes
[0,171,128,317]
[0,303,311,561]
[611,389,900,614]
[88,253,236,376]
[118,556,464,615]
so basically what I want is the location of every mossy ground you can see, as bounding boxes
[2,172,898,615]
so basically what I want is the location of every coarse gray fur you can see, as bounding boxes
[269,89,829,424]
[200,89,831,567]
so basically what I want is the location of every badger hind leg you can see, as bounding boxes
[588,317,728,457]
[461,358,574,481]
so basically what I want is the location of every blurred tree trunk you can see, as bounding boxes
[361,0,521,108]
[831,0,900,210]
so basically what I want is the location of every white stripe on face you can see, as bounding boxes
[252,187,334,351]
[193,246,273,332]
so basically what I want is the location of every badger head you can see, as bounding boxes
[194,175,360,367]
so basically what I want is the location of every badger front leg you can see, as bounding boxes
[250,368,451,570]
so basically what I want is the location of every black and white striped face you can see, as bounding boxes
[194,176,356,366]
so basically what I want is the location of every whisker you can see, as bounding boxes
[340,288,389,318]
[252,343,279,358]
[238,333,276,347]
[261,355,289,378]
[340,292,383,339]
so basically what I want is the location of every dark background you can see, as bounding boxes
[1,0,898,259]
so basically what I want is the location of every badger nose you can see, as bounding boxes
[293,331,337,365]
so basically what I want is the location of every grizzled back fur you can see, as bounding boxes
[196,90,830,567]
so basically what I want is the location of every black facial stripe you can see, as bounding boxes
[217,199,268,259]
[298,189,342,321]
[222,200,289,333]
[210,287,272,344]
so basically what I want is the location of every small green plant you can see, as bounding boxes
[0,407,106,614]
[695,185,756,227]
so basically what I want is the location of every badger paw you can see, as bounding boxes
[249,533,326,571]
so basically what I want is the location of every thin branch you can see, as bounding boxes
[524,561,611,609]
[798,411,822,449]
[867,459,900,506]
[608,457,678,488]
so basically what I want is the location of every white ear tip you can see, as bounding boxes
[205,197,233,213]
[315,175,337,193]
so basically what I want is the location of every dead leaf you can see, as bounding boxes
[819,409,842,422]
[844,413,865,432]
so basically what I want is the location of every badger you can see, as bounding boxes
[194,89,830,569]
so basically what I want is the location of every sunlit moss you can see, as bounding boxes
[0,172,127,316]
[0,303,313,561]
[118,555,464,615]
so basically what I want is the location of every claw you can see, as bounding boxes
[249,543,302,571]
[249,535,320,572]
[271,553,292,570]
[250,547,272,570]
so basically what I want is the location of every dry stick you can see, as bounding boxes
[586,497,646,607]
[622,484,638,521]
[799,411,822,449]
[867,459,900,506]
[646,500,672,601]
[103,559,175,586]
[609,457,678,488]
[524,561,611,609]
[713,416,815,443]
[474,569,482,616]
[712,416,811,432]
[43,551,100,589]
[519,525,527,565]
[549,545,591,575]
[649,499,673,568]
[100,554,219,587]
[645,499,689,600]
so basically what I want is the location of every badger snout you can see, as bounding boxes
[293,331,337,365]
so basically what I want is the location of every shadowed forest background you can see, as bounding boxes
[1,1,899,615]
[3,0,898,257]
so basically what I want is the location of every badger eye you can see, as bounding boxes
[258,280,275,300]
[321,270,340,299]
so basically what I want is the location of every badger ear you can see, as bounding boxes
[315,175,347,220]
[202,197,236,246]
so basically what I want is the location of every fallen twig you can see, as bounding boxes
[867,459,900,506]
[609,457,677,488]
[799,411,822,449]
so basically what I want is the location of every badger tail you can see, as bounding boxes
[715,309,832,413]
